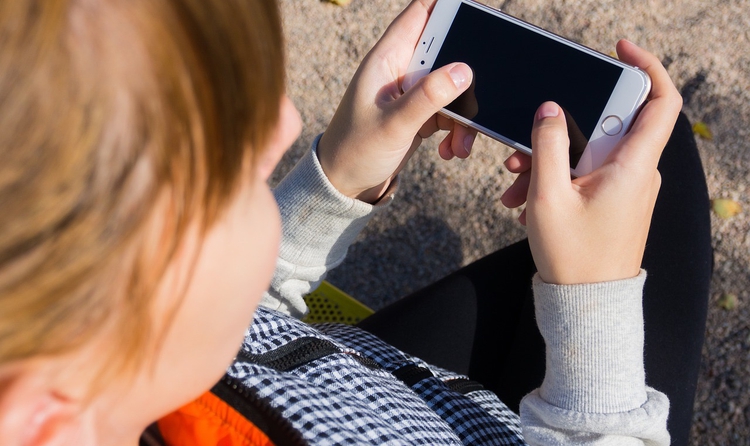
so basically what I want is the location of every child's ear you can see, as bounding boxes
[0,367,81,446]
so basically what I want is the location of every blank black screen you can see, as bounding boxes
[432,3,623,166]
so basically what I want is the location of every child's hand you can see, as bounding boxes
[501,40,682,284]
[317,0,476,204]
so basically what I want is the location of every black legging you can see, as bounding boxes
[358,113,712,446]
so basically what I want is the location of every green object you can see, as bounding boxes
[302,281,374,325]
[718,293,738,311]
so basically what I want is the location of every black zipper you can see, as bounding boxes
[236,336,383,372]
[344,351,382,370]
[236,337,340,372]
[444,378,486,395]
[212,375,307,446]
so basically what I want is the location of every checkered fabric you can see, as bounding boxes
[227,307,526,445]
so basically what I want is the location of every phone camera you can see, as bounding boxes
[420,60,425,65]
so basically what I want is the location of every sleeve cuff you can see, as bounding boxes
[265,135,395,317]
[273,134,395,268]
[533,270,649,413]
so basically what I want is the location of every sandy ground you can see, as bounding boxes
[275,0,750,444]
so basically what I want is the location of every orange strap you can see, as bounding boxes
[158,391,275,446]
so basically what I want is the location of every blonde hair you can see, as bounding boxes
[0,0,284,375]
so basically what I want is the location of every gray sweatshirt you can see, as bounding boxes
[262,137,670,445]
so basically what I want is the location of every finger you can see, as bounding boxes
[418,110,462,138]
[449,124,477,158]
[438,130,455,160]
[504,151,532,173]
[374,0,438,59]
[418,112,463,138]
[500,170,531,208]
[388,62,472,133]
[529,102,571,195]
[436,113,454,131]
[614,40,682,169]
[617,40,679,106]
[418,115,440,139]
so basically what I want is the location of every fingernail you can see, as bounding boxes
[536,102,559,120]
[449,64,470,89]
[463,134,475,155]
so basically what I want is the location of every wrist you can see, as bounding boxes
[537,266,642,285]
[314,134,398,205]
[353,180,393,204]
[316,133,395,205]
[532,242,644,285]
[316,132,359,198]
[356,178,399,204]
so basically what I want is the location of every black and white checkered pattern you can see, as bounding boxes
[229,307,526,445]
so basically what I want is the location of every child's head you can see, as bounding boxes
[0,0,300,443]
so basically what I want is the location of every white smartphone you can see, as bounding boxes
[403,0,651,177]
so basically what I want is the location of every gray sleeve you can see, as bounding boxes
[520,271,671,446]
[261,135,395,318]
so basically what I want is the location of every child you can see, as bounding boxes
[0,0,708,445]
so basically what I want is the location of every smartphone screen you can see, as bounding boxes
[431,2,624,167]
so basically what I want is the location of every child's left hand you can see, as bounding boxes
[317,0,475,204]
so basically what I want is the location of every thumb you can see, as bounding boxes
[530,102,572,195]
[392,62,472,128]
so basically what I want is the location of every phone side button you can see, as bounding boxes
[602,115,623,136]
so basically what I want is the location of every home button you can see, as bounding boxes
[602,115,623,136]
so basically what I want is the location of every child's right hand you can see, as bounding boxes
[501,40,682,285]
[316,0,476,205]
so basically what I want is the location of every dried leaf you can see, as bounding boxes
[328,0,352,5]
[711,198,741,219]
[718,293,738,310]
[693,121,713,140]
